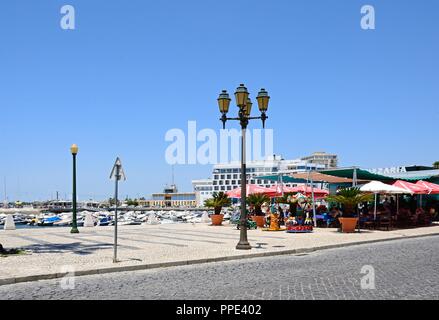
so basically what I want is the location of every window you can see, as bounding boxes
[220,174,225,179]
[226,174,231,179]
[214,186,219,191]
[221,186,225,191]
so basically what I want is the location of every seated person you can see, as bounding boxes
[329,206,338,217]
[360,210,371,222]
[428,207,437,221]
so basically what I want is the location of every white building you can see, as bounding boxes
[301,152,338,169]
[191,179,213,207]
[192,154,326,206]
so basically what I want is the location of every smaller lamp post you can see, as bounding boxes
[70,144,79,234]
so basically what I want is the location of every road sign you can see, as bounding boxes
[110,157,126,181]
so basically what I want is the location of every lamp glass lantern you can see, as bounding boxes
[256,88,270,112]
[244,98,252,117]
[217,90,231,114]
[234,84,249,107]
[70,144,79,155]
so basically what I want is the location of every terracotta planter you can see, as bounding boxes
[210,214,224,226]
[251,215,265,228]
[338,217,358,233]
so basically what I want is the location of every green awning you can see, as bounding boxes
[256,175,309,183]
[384,169,439,182]
[321,168,395,181]
[259,169,439,184]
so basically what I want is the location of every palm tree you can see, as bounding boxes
[433,161,439,169]
[247,193,270,216]
[326,187,373,217]
[204,192,231,215]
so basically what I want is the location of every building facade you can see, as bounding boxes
[301,152,338,169]
[140,184,197,208]
[192,179,214,207]
[192,154,328,205]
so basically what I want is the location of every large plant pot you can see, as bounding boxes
[338,217,358,233]
[210,214,224,226]
[251,215,265,228]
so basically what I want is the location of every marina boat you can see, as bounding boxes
[38,215,62,226]
[2,209,212,228]
[97,216,111,226]
[0,213,28,225]
[53,213,73,226]
[96,211,112,226]
[13,216,28,225]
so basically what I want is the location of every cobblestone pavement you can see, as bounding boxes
[2,223,439,281]
[1,236,438,300]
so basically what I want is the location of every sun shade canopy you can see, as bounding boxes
[226,184,277,198]
[359,181,412,194]
[392,180,430,194]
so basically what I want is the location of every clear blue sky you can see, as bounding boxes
[1,0,438,201]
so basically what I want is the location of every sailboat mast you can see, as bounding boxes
[3,176,7,207]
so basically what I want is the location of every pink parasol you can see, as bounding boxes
[226,184,278,198]
[392,180,430,194]
[416,181,439,194]
[282,185,329,198]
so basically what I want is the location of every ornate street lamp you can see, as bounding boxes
[256,88,270,128]
[217,84,270,250]
[70,144,79,234]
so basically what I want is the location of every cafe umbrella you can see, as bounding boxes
[226,184,277,198]
[360,181,412,220]
[392,180,430,213]
[415,180,439,207]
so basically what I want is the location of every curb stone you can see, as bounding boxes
[1,232,438,286]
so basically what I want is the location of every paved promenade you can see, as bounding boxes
[1,222,439,285]
[2,236,438,300]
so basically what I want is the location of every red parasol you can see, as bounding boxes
[415,181,439,194]
[267,185,329,199]
[226,184,278,198]
[392,180,429,194]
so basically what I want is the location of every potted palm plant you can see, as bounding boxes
[326,187,373,233]
[247,193,270,227]
[204,192,231,226]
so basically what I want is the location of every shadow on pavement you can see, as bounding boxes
[20,242,113,255]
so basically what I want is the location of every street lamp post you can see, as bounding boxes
[70,144,79,234]
[217,84,270,250]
